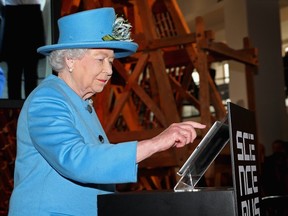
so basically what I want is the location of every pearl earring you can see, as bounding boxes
[69,68,73,73]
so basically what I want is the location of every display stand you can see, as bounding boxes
[97,102,262,216]
[174,120,230,192]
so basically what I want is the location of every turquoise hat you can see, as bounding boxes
[37,7,138,58]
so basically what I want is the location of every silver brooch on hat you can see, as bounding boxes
[102,16,133,42]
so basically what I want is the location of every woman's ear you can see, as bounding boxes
[65,57,74,73]
[65,57,74,68]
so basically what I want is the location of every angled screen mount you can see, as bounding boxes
[174,117,230,192]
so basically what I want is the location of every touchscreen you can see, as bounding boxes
[174,119,230,192]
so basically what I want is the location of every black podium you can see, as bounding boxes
[98,103,262,216]
[98,188,236,216]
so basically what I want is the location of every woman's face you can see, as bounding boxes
[68,49,114,99]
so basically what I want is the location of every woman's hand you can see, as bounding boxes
[136,121,206,163]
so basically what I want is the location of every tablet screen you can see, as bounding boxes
[174,120,230,191]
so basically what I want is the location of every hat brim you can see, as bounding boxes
[37,41,138,58]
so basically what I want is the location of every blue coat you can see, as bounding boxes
[8,75,138,216]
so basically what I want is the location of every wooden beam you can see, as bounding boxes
[243,37,258,111]
[201,42,258,66]
[208,76,227,119]
[195,16,211,129]
[169,75,201,110]
[104,54,148,132]
[108,128,164,143]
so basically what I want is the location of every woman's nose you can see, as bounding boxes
[104,61,113,75]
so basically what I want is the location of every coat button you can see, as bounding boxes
[87,105,92,113]
[99,135,104,143]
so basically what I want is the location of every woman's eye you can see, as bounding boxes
[97,58,104,62]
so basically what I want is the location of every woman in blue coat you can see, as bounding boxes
[8,7,206,216]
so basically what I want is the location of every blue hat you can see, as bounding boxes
[37,7,138,58]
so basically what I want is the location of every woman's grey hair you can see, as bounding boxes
[49,49,88,72]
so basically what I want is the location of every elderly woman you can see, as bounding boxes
[8,7,205,216]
